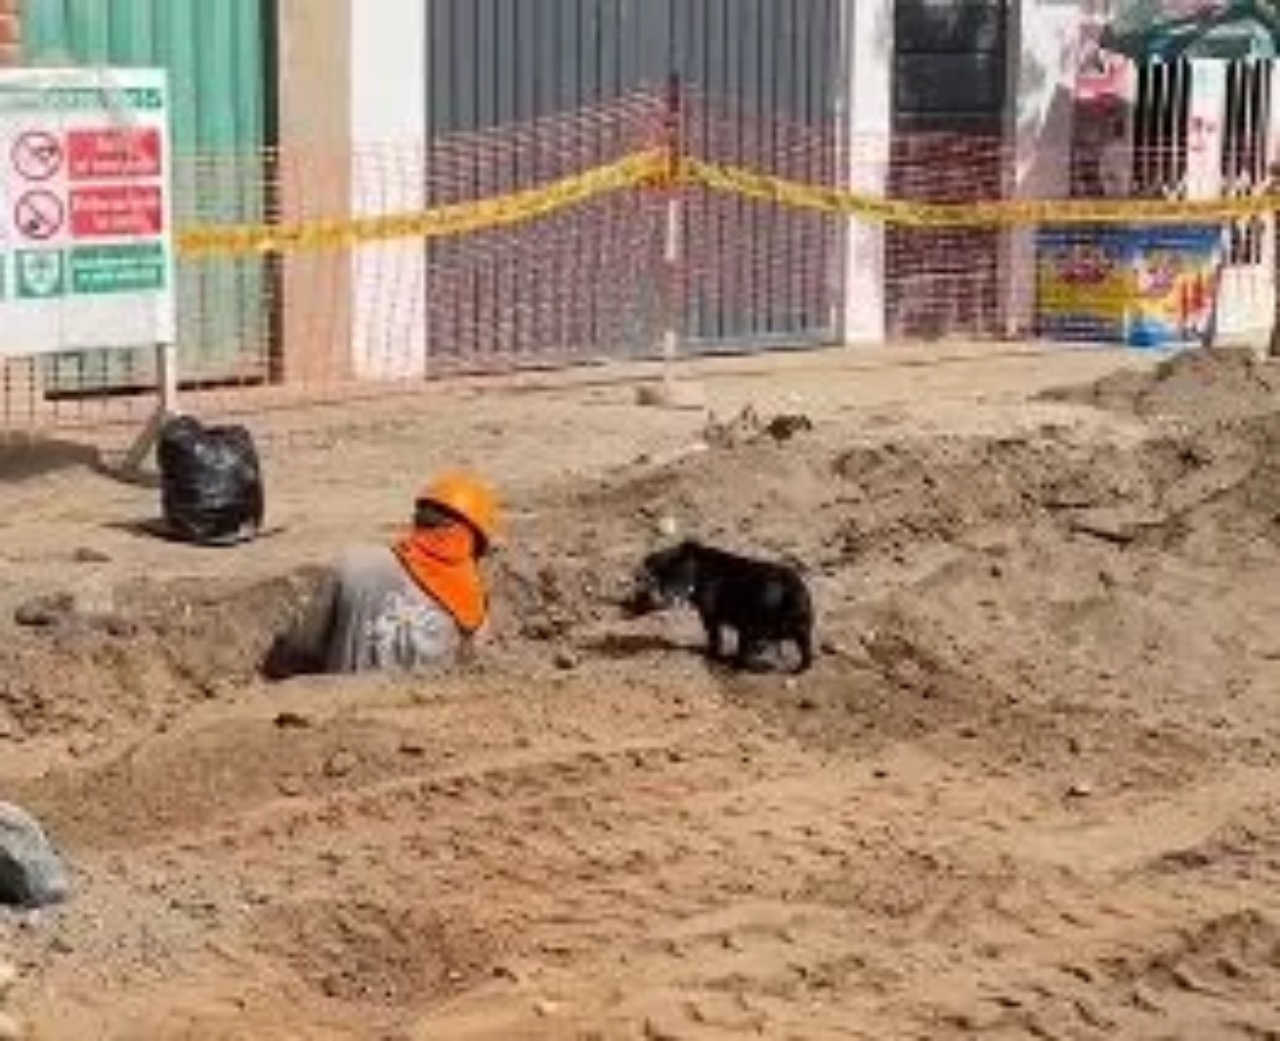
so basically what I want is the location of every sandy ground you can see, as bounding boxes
[3,341,1280,1040]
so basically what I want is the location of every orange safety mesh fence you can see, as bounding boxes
[886,133,1010,340]
[2,84,1274,436]
[2,91,668,432]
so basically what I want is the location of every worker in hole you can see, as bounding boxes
[268,472,499,676]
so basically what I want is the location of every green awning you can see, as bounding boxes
[1186,17,1278,56]
[1100,0,1280,59]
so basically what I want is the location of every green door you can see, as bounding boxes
[24,0,273,394]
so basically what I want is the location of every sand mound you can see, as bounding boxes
[15,396,1274,755]
[8,388,1280,777]
[1042,346,1280,422]
[502,403,1280,630]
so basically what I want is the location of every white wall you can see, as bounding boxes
[1007,0,1087,334]
[839,0,893,344]
[350,0,428,379]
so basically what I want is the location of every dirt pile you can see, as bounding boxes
[1041,345,1280,422]
[9,359,1280,770]
[488,378,1280,773]
[502,405,1280,623]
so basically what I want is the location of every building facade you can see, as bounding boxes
[1,1,1274,397]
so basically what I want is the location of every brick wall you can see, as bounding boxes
[0,0,20,66]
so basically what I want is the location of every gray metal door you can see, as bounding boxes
[421,0,842,368]
[677,0,843,352]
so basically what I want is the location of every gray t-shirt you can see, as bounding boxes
[292,545,466,675]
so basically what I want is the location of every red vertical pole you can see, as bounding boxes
[663,72,684,186]
[660,73,684,384]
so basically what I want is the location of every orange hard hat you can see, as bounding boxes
[417,471,500,549]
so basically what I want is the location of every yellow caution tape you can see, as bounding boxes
[178,149,666,257]
[685,158,1280,227]
[177,146,1280,259]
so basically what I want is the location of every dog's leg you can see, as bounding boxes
[794,630,814,674]
[700,611,726,661]
[735,630,769,673]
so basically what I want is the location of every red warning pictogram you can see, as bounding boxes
[14,190,66,241]
[11,131,64,182]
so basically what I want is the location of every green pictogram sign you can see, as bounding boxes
[15,249,65,299]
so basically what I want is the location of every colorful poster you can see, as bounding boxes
[1036,225,1221,348]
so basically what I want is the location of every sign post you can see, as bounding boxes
[0,68,177,469]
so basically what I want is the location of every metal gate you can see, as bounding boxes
[1217,58,1274,340]
[24,0,273,394]
[420,0,843,365]
[1131,58,1277,342]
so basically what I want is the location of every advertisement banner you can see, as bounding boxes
[1037,225,1221,348]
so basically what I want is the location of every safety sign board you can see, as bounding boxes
[0,68,174,356]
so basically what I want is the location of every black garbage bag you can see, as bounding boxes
[157,415,264,546]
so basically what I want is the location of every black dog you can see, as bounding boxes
[628,540,815,674]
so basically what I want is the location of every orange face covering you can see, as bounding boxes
[393,522,487,633]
